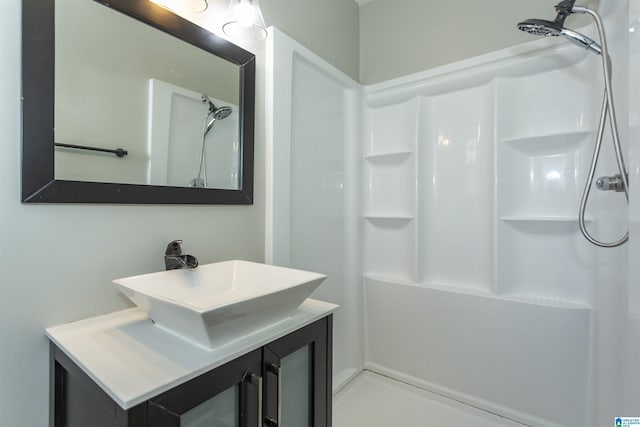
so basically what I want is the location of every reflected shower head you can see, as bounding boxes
[202,94,232,119]
[517,0,602,55]
[212,105,232,120]
[204,106,232,135]
[201,95,233,135]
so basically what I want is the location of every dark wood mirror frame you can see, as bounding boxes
[22,0,255,204]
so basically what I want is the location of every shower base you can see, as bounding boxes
[333,371,525,427]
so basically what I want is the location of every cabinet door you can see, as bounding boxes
[148,348,263,427]
[263,316,332,427]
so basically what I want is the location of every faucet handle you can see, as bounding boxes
[164,240,198,270]
[165,240,183,256]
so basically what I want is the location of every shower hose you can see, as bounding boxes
[577,6,629,248]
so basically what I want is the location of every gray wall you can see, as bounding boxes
[359,0,599,84]
[154,0,361,82]
[261,0,360,81]
[0,1,264,425]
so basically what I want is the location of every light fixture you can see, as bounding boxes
[223,0,267,42]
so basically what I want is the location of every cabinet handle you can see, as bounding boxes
[249,373,263,427]
[267,363,282,426]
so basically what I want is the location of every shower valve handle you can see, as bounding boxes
[596,174,626,192]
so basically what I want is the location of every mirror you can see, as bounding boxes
[22,0,255,204]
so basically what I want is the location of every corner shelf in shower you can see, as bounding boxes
[497,129,592,217]
[364,150,415,217]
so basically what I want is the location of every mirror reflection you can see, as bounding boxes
[55,0,241,190]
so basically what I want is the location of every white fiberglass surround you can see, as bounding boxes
[362,39,605,426]
[267,2,638,424]
[265,28,364,390]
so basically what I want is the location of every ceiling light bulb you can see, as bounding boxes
[237,1,256,27]
[223,0,267,41]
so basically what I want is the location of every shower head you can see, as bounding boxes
[204,105,232,135]
[212,105,232,120]
[517,1,602,55]
[517,0,574,36]
[517,18,564,37]
[202,95,232,119]
[201,95,233,135]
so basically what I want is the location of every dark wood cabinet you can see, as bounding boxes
[51,316,332,427]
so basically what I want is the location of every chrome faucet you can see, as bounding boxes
[164,240,199,270]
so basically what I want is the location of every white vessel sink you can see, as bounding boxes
[113,260,326,349]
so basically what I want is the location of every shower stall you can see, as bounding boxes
[267,0,639,425]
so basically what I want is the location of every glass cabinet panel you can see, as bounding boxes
[148,349,261,427]
[281,345,312,426]
[181,384,239,427]
[264,316,331,427]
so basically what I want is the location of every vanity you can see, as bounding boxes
[47,261,337,427]
[48,301,335,427]
[46,260,337,427]
[46,270,337,427]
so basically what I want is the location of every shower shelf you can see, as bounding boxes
[501,130,592,148]
[364,214,414,220]
[364,151,413,161]
[499,294,591,310]
[500,216,593,222]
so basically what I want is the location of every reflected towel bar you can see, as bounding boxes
[54,143,128,158]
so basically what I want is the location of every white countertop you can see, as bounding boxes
[46,298,338,410]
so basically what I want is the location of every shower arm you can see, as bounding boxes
[575,5,629,247]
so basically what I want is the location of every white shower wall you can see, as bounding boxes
[361,39,605,426]
[419,86,495,290]
[266,28,364,390]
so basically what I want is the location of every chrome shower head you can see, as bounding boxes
[201,95,233,135]
[517,18,564,37]
[212,105,232,120]
[517,0,574,35]
[202,94,232,119]
[204,106,232,136]
[517,0,602,55]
